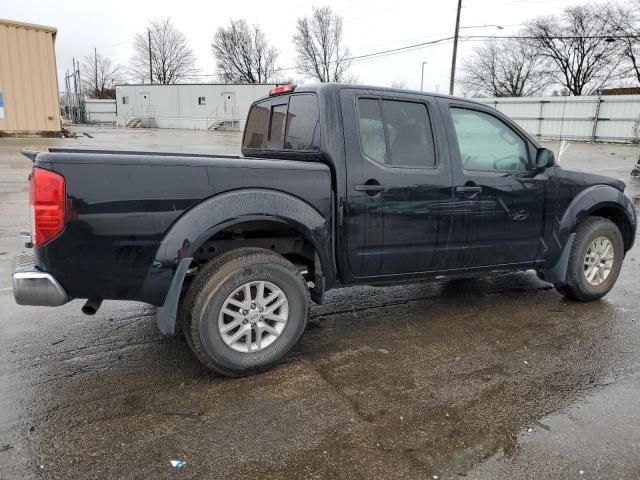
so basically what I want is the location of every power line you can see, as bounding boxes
[182,32,640,80]
[347,36,456,62]
[187,36,456,79]
[464,34,640,40]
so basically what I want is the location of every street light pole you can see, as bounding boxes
[449,0,463,95]
[420,61,428,91]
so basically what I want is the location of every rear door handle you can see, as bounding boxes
[355,184,388,192]
[355,179,388,197]
[455,186,482,193]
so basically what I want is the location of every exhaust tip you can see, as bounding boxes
[82,299,103,316]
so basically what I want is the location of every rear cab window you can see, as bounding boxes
[243,93,320,155]
[268,103,287,149]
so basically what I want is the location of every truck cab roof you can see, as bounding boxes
[258,82,488,108]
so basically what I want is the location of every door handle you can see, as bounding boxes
[355,184,388,192]
[355,181,388,197]
[455,186,482,193]
[455,185,482,198]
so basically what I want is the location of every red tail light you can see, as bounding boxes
[269,85,295,96]
[30,167,66,246]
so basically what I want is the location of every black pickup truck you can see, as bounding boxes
[13,84,637,376]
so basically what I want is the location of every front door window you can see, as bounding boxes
[450,108,529,172]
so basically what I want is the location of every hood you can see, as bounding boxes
[557,167,626,192]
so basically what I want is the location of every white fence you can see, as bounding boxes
[85,99,117,124]
[477,95,640,143]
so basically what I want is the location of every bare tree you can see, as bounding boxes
[130,18,198,84]
[293,6,352,82]
[81,52,123,99]
[525,5,624,95]
[460,38,549,97]
[390,80,408,89]
[609,1,640,85]
[212,19,279,83]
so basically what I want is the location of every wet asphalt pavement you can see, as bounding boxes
[1,127,640,479]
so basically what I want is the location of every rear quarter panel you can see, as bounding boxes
[35,152,332,304]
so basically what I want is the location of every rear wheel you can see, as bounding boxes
[183,248,309,376]
[555,217,624,302]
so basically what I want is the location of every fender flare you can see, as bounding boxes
[552,185,636,255]
[541,184,636,279]
[149,189,333,335]
[557,185,635,239]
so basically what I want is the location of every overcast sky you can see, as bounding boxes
[3,0,584,93]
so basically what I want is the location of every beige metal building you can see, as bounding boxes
[0,18,61,135]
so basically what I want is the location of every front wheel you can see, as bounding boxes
[185,248,309,376]
[555,217,624,302]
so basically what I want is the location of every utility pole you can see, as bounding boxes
[449,0,463,95]
[420,61,428,91]
[72,58,78,94]
[148,29,153,84]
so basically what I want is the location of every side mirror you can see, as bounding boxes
[535,148,555,170]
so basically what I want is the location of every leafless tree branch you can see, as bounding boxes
[212,19,279,83]
[608,1,640,85]
[293,6,353,82]
[130,18,198,84]
[460,38,550,97]
[81,52,123,99]
[525,4,625,95]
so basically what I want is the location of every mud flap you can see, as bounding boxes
[156,257,192,336]
[540,233,575,285]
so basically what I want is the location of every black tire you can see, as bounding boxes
[555,217,624,302]
[183,248,309,376]
[177,247,267,340]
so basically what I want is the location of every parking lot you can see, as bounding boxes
[1,126,640,479]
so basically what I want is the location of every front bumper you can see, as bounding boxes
[12,232,69,307]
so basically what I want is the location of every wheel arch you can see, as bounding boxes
[541,184,636,285]
[587,205,634,252]
[558,185,636,253]
[148,189,333,333]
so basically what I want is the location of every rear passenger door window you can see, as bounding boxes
[356,98,436,168]
[382,100,436,167]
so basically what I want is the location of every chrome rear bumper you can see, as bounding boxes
[12,271,69,306]
[12,232,69,307]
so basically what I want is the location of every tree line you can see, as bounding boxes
[81,1,640,100]
[81,6,351,98]
[460,1,640,97]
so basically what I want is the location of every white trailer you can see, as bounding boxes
[115,83,277,130]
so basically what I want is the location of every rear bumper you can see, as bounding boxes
[12,232,69,307]
[13,271,69,306]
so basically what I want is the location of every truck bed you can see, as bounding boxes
[32,148,332,305]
